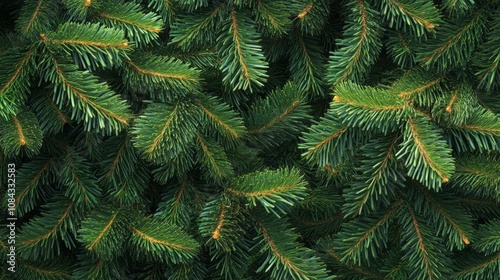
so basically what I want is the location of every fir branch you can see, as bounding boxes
[78,206,128,260]
[123,52,201,101]
[452,252,500,280]
[335,200,403,266]
[399,205,452,279]
[132,101,200,163]
[15,0,58,38]
[195,132,234,183]
[342,134,403,217]
[389,67,445,107]
[93,0,164,47]
[218,9,268,92]
[327,0,383,84]
[60,149,101,208]
[226,168,308,217]
[418,10,487,72]
[375,0,440,36]
[41,22,129,70]
[256,215,332,279]
[0,48,35,119]
[18,195,81,260]
[300,110,358,168]
[45,58,130,134]
[170,6,222,50]
[30,91,69,135]
[0,111,43,157]
[294,0,330,35]
[195,94,246,143]
[253,0,289,37]
[397,117,455,190]
[409,183,473,250]
[15,156,54,216]
[245,82,311,148]
[130,216,200,263]
[317,237,387,279]
[332,82,408,134]
[289,31,326,96]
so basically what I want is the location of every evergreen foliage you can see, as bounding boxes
[0,0,499,279]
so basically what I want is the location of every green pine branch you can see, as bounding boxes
[397,116,455,190]
[132,100,200,163]
[15,0,59,39]
[374,0,440,37]
[0,47,36,119]
[342,134,404,217]
[59,149,101,208]
[334,200,402,266]
[41,22,129,70]
[407,183,473,250]
[18,194,82,260]
[245,82,311,148]
[252,0,290,37]
[30,90,69,135]
[332,82,408,134]
[255,214,332,280]
[123,52,202,101]
[195,94,246,145]
[417,10,488,72]
[78,206,129,259]
[43,57,131,135]
[299,111,357,167]
[170,6,222,50]
[327,0,383,84]
[226,168,308,217]
[17,257,73,280]
[399,205,451,279]
[92,0,164,47]
[218,9,268,92]
[130,215,200,264]
[195,132,234,183]
[0,111,43,157]
[14,155,55,216]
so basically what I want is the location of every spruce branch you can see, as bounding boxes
[123,52,201,101]
[374,0,440,37]
[78,206,129,260]
[226,168,308,217]
[15,0,59,39]
[334,200,403,266]
[245,82,311,148]
[195,94,246,144]
[195,132,234,183]
[130,216,200,264]
[218,9,269,92]
[93,0,164,47]
[132,100,200,163]
[342,134,404,217]
[41,22,129,70]
[43,58,130,135]
[332,82,408,134]
[418,10,488,72]
[327,0,383,84]
[255,215,332,280]
[299,111,355,168]
[18,195,83,260]
[397,117,455,190]
[0,47,36,119]
[14,155,55,216]
[399,205,452,279]
[0,110,43,157]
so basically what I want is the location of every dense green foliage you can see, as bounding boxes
[0,0,499,279]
